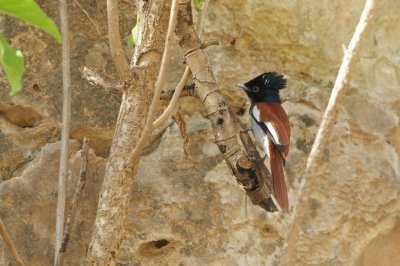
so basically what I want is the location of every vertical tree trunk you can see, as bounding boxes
[85,0,171,264]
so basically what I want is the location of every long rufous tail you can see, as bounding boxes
[269,140,289,213]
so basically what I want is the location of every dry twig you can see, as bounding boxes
[73,0,102,37]
[0,219,26,266]
[153,67,191,128]
[282,1,375,264]
[55,138,90,266]
[55,0,72,263]
[175,109,190,159]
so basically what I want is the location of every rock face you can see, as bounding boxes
[1,0,399,265]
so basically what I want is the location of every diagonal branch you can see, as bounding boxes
[282,0,375,264]
[0,218,26,266]
[107,0,131,83]
[152,66,191,128]
[175,0,275,211]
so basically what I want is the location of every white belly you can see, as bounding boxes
[249,115,270,157]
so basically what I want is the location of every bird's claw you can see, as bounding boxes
[249,154,267,163]
[241,127,253,133]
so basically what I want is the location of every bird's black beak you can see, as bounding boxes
[236,83,250,91]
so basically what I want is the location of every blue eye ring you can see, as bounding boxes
[252,86,259,92]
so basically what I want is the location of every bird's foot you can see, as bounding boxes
[249,154,267,163]
[241,127,253,133]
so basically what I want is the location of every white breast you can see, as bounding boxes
[249,115,270,158]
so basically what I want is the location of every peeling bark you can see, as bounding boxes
[175,0,275,210]
[85,0,171,264]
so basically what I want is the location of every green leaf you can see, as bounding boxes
[128,15,140,48]
[193,0,205,11]
[0,35,25,96]
[0,0,61,43]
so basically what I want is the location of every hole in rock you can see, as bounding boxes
[152,239,169,249]
[138,239,172,257]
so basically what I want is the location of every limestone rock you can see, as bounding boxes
[0,0,399,265]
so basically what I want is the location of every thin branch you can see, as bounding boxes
[81,67,123,94]
[146,118,174,148]
[73,0,102,37]
[153,66,190,128]
[195,0,210,36]
[0,218,26,266]
[125,0,180,170]
[152,0,212,130]
[282,1,375,264]
[55,0,72,264]
[55,138,90,266]
[107,0,131,83]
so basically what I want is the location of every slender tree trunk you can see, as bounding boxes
[85,0,171,264]
[55,0,72,263]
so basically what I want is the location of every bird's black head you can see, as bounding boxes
[236,72,286,103]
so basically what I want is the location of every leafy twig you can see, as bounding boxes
[282,1,375,264]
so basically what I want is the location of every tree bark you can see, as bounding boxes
[175,0,275,210]
[85,0,171,264]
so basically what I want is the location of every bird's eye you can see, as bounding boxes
[253,86,259,92]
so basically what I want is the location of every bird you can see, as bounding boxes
[236,72,290,213]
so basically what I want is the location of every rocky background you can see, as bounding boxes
[0,0,399,265]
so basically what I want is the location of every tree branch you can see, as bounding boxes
[228,108,278,211]
[282,1,375,264]
[0,218,26,266]
[152,0,213,130]
[81,67,123,94]
[125,0,180,170]
[55,138,90,266]
[152,66,190,128]
[107,0,131,83]
[55,0,72,263]
[85,0,172,262]
[175,0,275,211]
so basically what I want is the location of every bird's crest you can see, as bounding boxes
[262,72,286,91]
